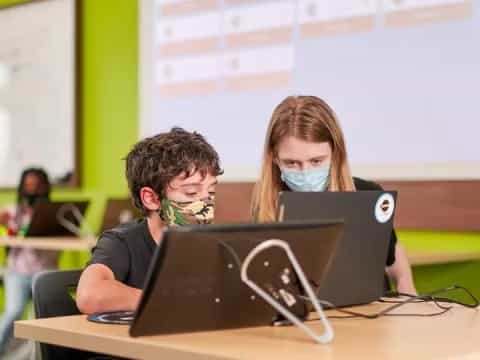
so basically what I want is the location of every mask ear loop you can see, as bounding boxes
[56,203,93,238]
[240,239,334,344]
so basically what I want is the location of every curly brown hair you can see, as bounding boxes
[125,127,223,213]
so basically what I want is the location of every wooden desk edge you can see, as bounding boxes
[14,304,480,360]
[0,237,96,251]
[14,319,225,360]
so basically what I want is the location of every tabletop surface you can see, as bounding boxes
[15,302,480,360]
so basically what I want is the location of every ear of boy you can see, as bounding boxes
[139,187,162,213]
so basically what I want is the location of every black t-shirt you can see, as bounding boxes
[87,219,156,289]
[353,177,397,267]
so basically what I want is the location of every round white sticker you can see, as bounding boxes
[375,193,395,224]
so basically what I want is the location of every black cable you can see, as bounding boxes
[306,285,480,321]
[218,241,479,320]
[395,285,480,309]
[310,283,452,317]
[384,285,480,309]
[301,294,452,320]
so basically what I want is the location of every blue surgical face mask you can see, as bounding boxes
[280,163,331,192]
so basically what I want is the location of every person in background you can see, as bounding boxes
[251,96,416,295]
[0,168,58,355]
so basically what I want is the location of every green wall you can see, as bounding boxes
[400,231,480,303]
[1,0,479,306]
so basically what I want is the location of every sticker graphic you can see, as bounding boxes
[375,193,395,223]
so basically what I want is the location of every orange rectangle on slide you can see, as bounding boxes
[159,0,217,17]
[384,1,473,28]
[225,72,291,91]
[226,27,292,48]
[159,37,217,57]
[301,15,375,38]
[224,0,258,4]
[159,80,217,97]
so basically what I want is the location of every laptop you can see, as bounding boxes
[26,201,89,237]
[279,191,397,308]
[99,198,141,233]
[127,221,344,336]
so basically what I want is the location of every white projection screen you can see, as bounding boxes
[140,0,480,182]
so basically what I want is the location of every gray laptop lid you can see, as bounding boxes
[279,191,397,307]
[130,221,344,337]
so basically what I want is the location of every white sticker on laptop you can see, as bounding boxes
[375,193,395,224]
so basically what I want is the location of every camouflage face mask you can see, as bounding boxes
[158,197,215,226]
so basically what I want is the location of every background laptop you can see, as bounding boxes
[129,220,344,337]
[27,201,89,237]
[279,191,397,308]
[99,198,141,234]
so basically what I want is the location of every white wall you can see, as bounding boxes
[0,0,76,187]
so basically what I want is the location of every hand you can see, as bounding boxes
[397,280,418,296]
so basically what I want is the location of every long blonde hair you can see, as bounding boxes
[251,96,356,222]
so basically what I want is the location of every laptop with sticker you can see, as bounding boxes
[278,191,397,307]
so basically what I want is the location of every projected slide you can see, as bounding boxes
[299,0,377,37]
[158,0,217,16]
[156,11,220,57]
[142,0,480,180]
[154,0,297,97]
[223,45,294,91]
[224,1,295,48]
[384,0,473,27]
[156,54,219,96]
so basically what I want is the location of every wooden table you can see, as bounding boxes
[407,249,480,266]
[14,302,480,359]
[0,236,96,251]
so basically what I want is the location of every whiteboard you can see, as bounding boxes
[140,0,480,181]
[0,0,77,187]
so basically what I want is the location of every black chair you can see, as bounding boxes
[32,269,101,360]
